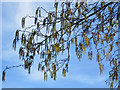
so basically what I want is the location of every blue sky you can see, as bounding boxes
[1,1,112,88]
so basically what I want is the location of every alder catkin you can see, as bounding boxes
[2,71,5,81]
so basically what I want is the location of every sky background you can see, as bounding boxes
[1,1,112,88]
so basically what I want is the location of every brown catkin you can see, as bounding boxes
[2,71,5,81]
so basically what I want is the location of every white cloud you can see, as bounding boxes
[69,74,108,85]
[15,2,35,29]
[27,70,44,82]
[2,48,18,61]
[14,64,44,82]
